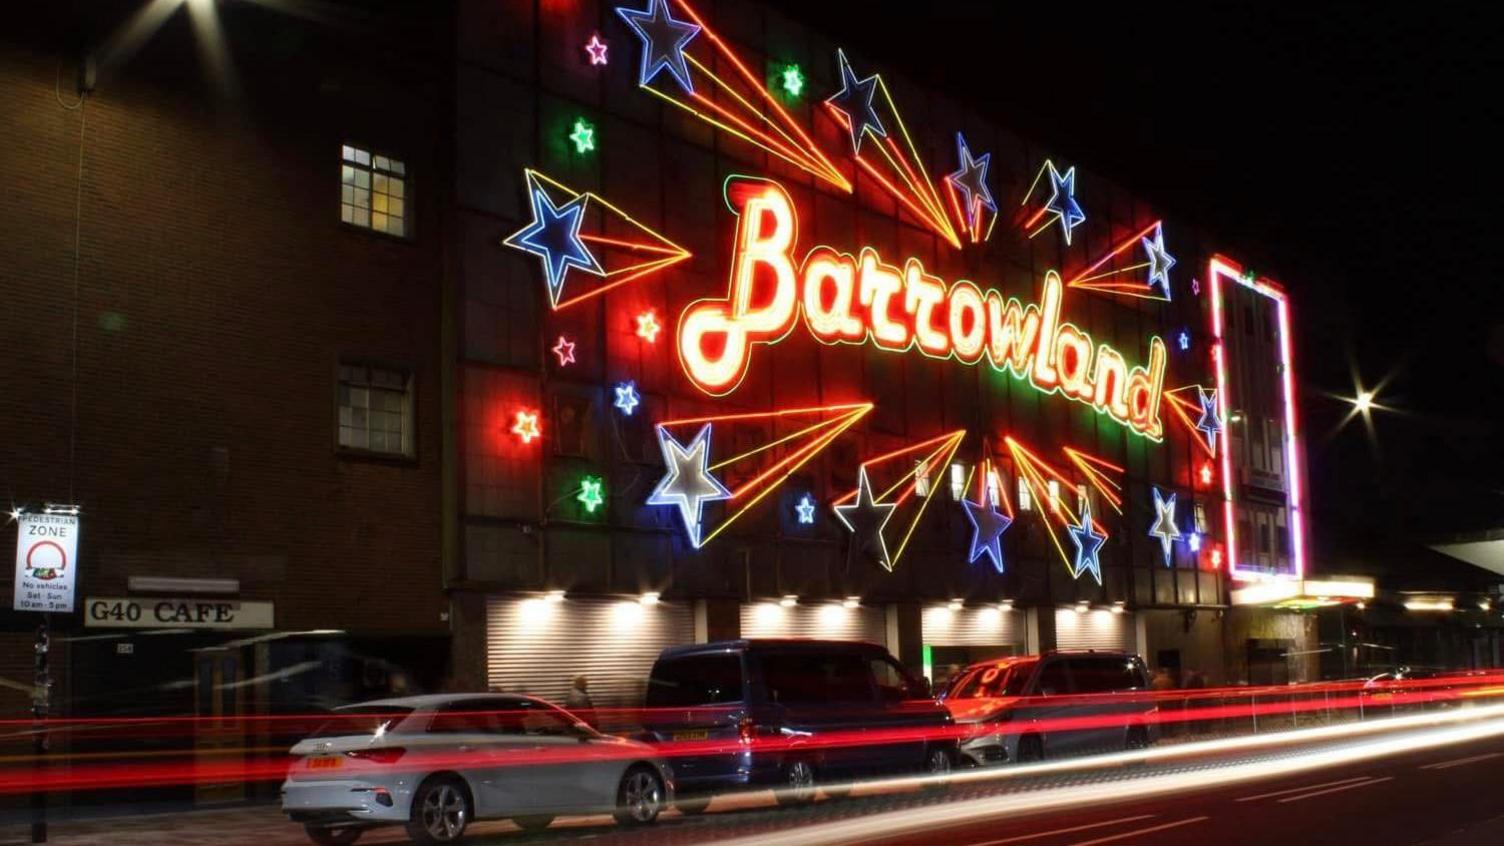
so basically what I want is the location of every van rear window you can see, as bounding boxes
[761,652,873,705]
[646,653,743,707]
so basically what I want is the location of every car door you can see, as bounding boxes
[515,700,617,814]
[867,654,932,772]
[758,650,876,777]
[1028,658,1083,757]
[426,698,538,817]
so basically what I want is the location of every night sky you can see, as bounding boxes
[771,0,1504,558]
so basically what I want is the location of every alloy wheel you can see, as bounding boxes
[421,784,467,841]
[621,770,663,822]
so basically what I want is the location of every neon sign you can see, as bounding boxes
[678,177,1167,439]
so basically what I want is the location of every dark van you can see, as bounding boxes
[642,639,955,808]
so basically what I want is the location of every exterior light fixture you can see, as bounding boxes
[1075,600,1090,614]
[1110,601,1126,614]
[638,591,660,606]
[779,594,798,608]
[998,600,1014,612]
[1403,598,1454,612]
[842,596,861,609]
[947,598,964,612]
[545,589,566,603]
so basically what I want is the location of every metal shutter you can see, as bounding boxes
[740,601,886,644]
[921,604,1025,647]
[1054,608,1135,651]
[485,595,694,708]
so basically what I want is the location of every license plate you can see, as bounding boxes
[307,756,344,770]
[673,730,709,741]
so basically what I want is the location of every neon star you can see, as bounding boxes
[502,184,603,307]
[1195,387,1222,452]
[585,33,609,65]
[635,309,661,342]
[511,410,541,445]
[614,381,641,416]
[948,133,995,228]
[1178,330,1191,351]
[1191,277,1201,296]
[834,466,898,571]
[795,493,816,525]
[824,49,886,154]
[1067,498,1107,584]
[1149,487,1182,566]
[615,0,701,94]
[577,476,606,513]
[961,478,1013,574]
[1142,223,1175,298]
[781,63,804,98]
[646,424,732,547]
[1043,161,1086,245]
[569,118,595,154]
[552,335,577,366]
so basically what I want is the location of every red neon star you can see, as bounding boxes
[635,310,661,343]
[551,335,576,366]
[585,34,608,66]
[511,410,541,445]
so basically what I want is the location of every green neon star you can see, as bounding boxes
[569,118,595,154]
[781,63,804,98]
[577,475,605,513]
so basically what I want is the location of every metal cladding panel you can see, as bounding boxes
[739,601,887,644]
[485,595,694,708]
[920,605,1025,647]
[1055,608,1136,651]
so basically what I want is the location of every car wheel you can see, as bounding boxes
[774,759,816,806]
[614,766,666,826]
[921,746,953,790]
[303,825,362,846]
[406,776,471,846]
[1016,735,1044,763]
[512,815,554,832]
[1125,726,1150,751]
[675,795,712,815]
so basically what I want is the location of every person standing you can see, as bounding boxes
[566,674,594,711]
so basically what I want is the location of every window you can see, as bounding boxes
[1047,479,1061,512]
[1035,660,1072,696]
[949,462,966,501]
[427,698,578,736]
[341,144,408,237]
[313,705,416,738]
[1194,502,1209,533]
[986,469,1003,507]
[1016,476,1033,511]
[338,363,414,456]
[869,656,916,701]
[949,661,1035,699]
[645,654,744,707]
[914,460,931,498]
[1068,657,1146,694]
[761,652,872,705]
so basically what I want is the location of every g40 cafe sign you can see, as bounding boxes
[85,597,274,630]
[678,177,1168,439]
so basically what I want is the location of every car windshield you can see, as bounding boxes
[949,662,1035,699]
[311,705,415,738]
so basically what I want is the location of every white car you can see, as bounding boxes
[281,693,672,846]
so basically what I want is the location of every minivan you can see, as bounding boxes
[642,639,955,809]
[941,650,1157,766]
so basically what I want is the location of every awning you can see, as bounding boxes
[1229,577,1375,609]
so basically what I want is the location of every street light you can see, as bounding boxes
[1353,391,1375,413]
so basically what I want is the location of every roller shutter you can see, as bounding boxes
[921,604,1025,647]
[1054,608,1135,651]
[485,595,694,708]
[740,600,886,644]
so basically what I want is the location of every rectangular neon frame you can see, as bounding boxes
[1208,255,1307,582]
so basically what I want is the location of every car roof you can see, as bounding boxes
[955,650,1141,675]
[658,638,885,659]
[335,693,547,712]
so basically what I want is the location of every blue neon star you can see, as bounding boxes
[1142,223,1175,298]
[616,0,701,94]
[614,381,641,416]
[647,424,732,548]
[1195,387,1222,453]
[795,493,816,525]
[948,133,995,229]
[503,181,603,308]
[1068,499,1107,585]
[824,49,886,154]
[1178,330,1191,351]
[1148,487,1182,566]
[961,482,1012,574]
[1043,162,1086,245]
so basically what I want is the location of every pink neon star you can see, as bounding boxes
[585,34,608,66]
[552,335,577,366]
[635,310,661,343]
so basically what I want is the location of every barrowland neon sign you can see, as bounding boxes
[679,177,1167,439]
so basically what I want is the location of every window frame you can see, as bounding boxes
[334,358,419,464]
[339,142,414,242]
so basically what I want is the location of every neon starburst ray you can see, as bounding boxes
[651,402,873,548]
[620,0,850,192]
[1061,445,1125,515]
[831,429,966,570]
[1164,385,1219,459]
[1019,159,1086,246]
[503,169,691,311]
[1005,435,1110,581]
[1065,219,1174,301]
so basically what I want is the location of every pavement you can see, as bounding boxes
[6,712,1504,846]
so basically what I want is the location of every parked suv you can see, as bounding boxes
[941,651,1156,766]
[642,639,955,808]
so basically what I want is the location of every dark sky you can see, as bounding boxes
[771,0,1504,553]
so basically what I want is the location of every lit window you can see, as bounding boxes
[341,144,409,237]
[949,463,966,501]
[1047,479,1061,512]
[338,363,414,456]
[1016,477,1032,511]
[1194,502,1209,533]
[986,469,1003,506]
[914,460,931,498]
[1076,484,1088,512]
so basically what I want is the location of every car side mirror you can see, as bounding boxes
[910,678,932,699]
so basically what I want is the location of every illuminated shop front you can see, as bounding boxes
[454,0,1311,699]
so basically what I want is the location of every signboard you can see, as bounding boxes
[84,597,275,630]
[13,512,79,613]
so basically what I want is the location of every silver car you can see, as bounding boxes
[281,693,672,846]
[942,651,1158,766]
